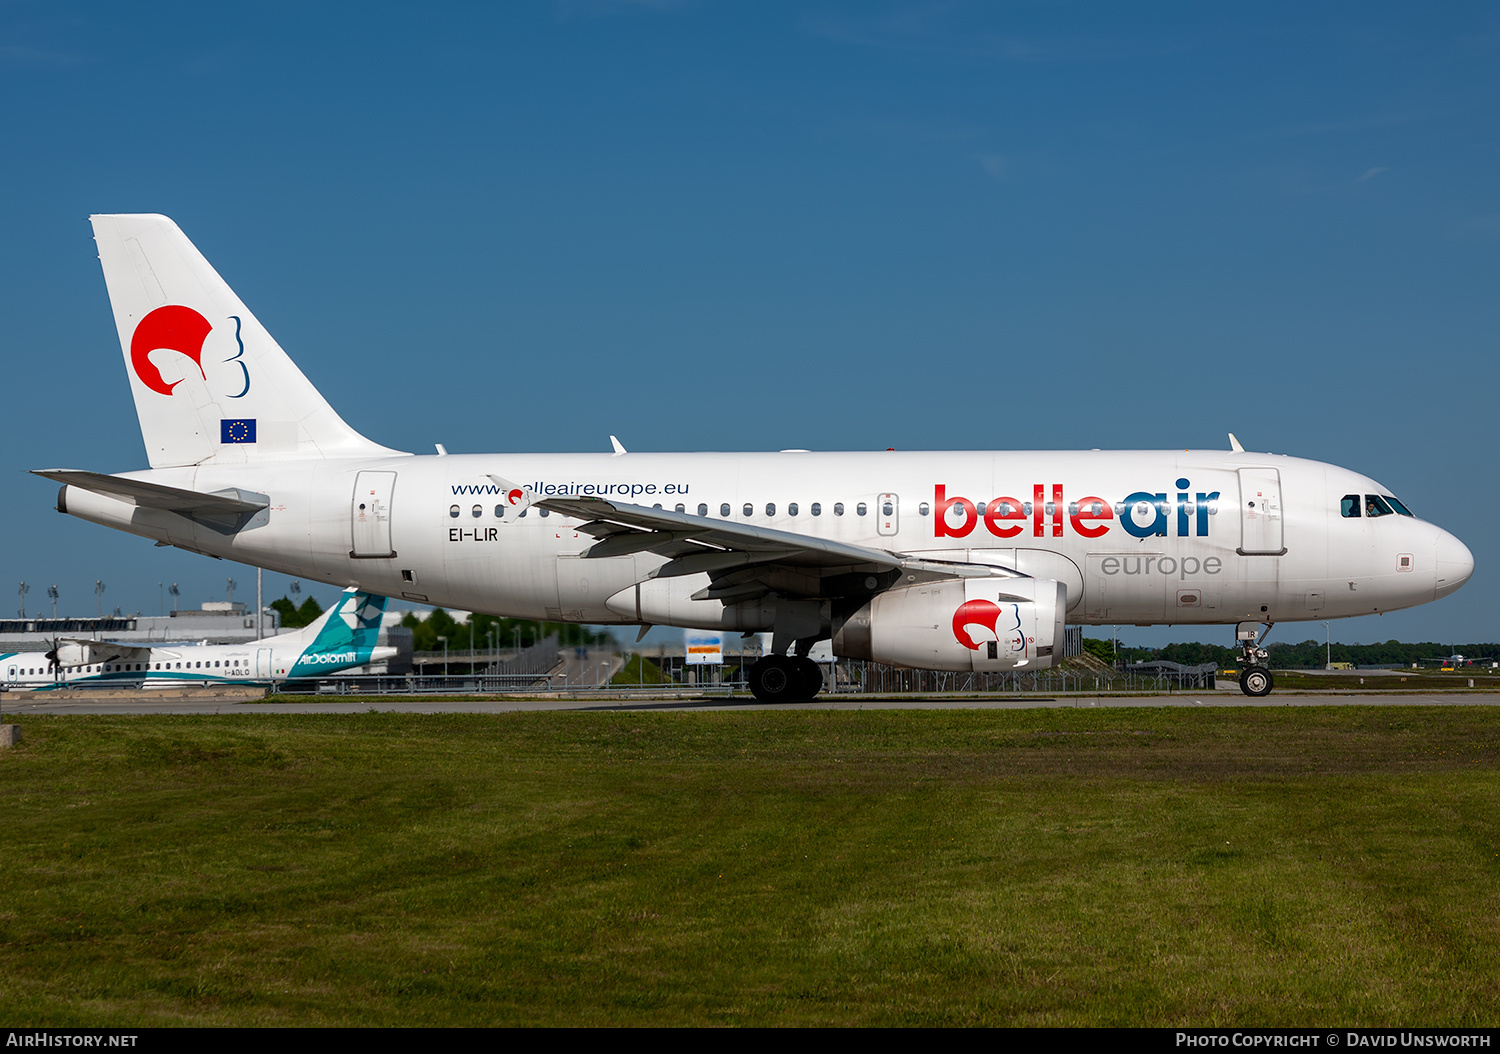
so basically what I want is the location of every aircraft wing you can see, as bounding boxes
[530,491,1020,605]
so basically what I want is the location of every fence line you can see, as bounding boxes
[273,654,1217,697]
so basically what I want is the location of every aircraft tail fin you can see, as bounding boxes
[272,588,387,644]
[89,214,404,468]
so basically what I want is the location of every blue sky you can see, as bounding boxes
[2,2,1496,650]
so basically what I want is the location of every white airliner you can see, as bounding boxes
[33,215,1473,702]
[1,588,395,690]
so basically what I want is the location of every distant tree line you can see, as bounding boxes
[1087,637,1499,670]
[271,595,325,629]
[401,609,613,653]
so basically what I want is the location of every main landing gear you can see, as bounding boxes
[1236,620,1274,698]
[747,654,824,703]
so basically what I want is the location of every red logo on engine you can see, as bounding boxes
[952,599,1003,651]
[130,305,212,396]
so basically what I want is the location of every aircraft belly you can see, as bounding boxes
[605,576,779,633]
[555,553,644,622]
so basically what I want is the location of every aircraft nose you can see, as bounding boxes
[1434,529,1474,600]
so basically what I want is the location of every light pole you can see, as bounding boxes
[1325,621,1331,670]
[168,583,179,614]
[438,636,448,678]
[95,580,105,618]
[226,578,236,605]
[47,585,58,618]
[17,581,27,619]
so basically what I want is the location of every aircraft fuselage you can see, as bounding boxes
[57,448,1468,630]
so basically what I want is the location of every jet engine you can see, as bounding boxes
[832,575,1066,672]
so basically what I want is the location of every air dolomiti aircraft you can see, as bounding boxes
[2,588,394,690]
[34,215,1474,702]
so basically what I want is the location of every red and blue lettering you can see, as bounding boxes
[934,478,1219,540]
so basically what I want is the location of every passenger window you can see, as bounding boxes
[495,505,505,518]
[698,503,708,516]
[919,503,930,516]
[857,503,868,517]
[788,503,798,516]
[834,503,844,516]
[766,503,776,517]
[539,508,550,517]
[721,504,731,517]
[743,504,753,517]
[1341,495,1360,518]
[449,505,460,518]
[811,503,821,516]
[1365,495,1394,518]
[675,504,685,513]
[471,505,482,518]
[882,501,894,517]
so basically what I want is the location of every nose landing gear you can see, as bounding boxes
[1237,621,1274,697]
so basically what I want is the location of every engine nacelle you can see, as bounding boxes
[50,641,132,668]
[832,576,1066,672]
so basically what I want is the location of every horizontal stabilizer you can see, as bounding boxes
[36,468,269,535]
[33,469,268,516]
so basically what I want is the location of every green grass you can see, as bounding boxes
[1,707,1498,1026]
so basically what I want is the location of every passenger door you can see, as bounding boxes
[1237,468,1286,555]
[351,471,397,558]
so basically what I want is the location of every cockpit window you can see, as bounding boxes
[1384,495,1414,517]
[1341,495,1360,518]
[1365,495,1395,518]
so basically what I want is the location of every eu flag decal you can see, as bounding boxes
[220,418,257,444]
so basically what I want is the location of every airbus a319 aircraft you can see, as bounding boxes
[34,215,1474,701]
[2,588,394,690]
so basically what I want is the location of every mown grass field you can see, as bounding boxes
[1,707,1497,1026]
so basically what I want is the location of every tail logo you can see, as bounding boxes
[130,305,212,396]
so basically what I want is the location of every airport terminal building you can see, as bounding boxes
[0,601,282,651]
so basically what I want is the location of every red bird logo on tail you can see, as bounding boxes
[130,305,212,396]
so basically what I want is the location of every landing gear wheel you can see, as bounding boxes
[748,656,821,703]
[792,656,823,700]
[749,656,797,703]
[1240,665,1274,697]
